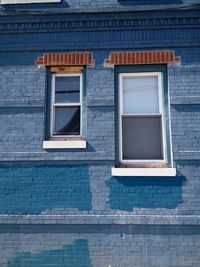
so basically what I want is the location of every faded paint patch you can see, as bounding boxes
[8,239,92,267]
[0,165,92,214]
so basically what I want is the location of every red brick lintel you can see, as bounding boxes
[104,51,181,66]
[36,52,95,67]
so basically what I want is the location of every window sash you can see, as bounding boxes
[122,115,163,160]
[119,72,167,163]
[54,76,81,104]
[51,73,82,137]
[122,74,160,114]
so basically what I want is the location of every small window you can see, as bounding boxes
[118,70,170,165]
[51,73,82,138]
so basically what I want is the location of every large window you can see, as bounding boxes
[117,66,171,166]
[51,73,82,138]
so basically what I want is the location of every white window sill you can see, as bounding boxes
[1,0,60,4]
[43,140,86,149]
[112,167,176,177]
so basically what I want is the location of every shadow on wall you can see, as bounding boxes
[0,165,92,214]
[107,176,185,211]
[8,239,92,267]
[118,0,183,5]
[1,224,200,236]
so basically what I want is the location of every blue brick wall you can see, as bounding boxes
[0,162,199,217]
[0,67,45,100]
[0,5,200,267]
[171,105,200,152]
[0,108,44,152]
[8,239,92,267]
[1,225,200,267]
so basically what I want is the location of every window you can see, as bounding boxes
[112,65,176,176]
[51,73,82,137]
[43,71,86,149]
[119,72,165,163]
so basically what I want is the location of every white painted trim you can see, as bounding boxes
[119,72,166,163]
[111,167,176,177]
[1,0,61,4]
[43,140,86,149]
[51,73,83,138]
[168,77,174,167]
[158,72,167,163]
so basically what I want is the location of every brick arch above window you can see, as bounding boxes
[104,50,181,66]
[36,52,95,67]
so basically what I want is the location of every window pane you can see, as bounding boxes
[54,107,80,135]
[122,116,163,160]
[55,76,80,103]
[123,75,159,114]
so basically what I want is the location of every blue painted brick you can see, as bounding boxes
[0,3,200,267]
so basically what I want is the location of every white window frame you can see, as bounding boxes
[51,73,83,138]
[1,0,60,4]
[119,72,167,164]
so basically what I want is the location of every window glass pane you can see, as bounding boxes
[54,107,80,135]
[123,75,159,114]
[55,76,80,103]
[122,116,163,160]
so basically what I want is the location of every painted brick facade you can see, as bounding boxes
[0,1,200,266]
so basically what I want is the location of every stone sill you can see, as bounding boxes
[112,168,176,177]
[0,215,199,225]
[43,140,86,149]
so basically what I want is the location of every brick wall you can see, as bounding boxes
[1,225,200,267]
[0,8,200,267]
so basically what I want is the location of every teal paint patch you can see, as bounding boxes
[8,239,92,267]
[0,165,92,214]
[108,177,184,211]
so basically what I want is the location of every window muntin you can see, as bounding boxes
[51,73,82,137]
[119,72,166,163]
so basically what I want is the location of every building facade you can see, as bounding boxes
[0,0,200,266]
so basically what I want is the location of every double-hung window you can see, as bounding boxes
[43,71,86,149]
[112,65,176,176]
[119,72,165,163]
[51,73,82,137]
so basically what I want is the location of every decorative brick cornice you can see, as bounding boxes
[104,50,181,66]
[0,16,199,34]
[36,52,95,67]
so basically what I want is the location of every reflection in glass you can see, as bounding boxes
[55,76,80,103]
[54,107,80,135]
[123,75,159,114]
